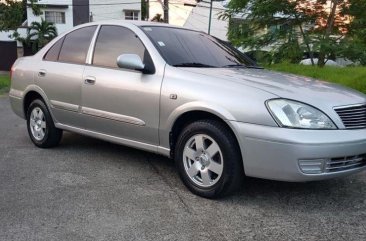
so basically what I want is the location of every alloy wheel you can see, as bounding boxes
[29,107,46,141]
[183,134,224,188]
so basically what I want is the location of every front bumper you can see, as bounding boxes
[230,121,366,182]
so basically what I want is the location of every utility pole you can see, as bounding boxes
[163,0,169,23]
[146,0,149,20]
[208,0,213,35]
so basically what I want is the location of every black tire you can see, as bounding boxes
[175,120,244,198]
[26,99,63,148]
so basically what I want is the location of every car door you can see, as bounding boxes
[36,26,97,128]
[81,25,163,146]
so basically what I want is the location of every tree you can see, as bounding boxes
[222,0,365,66]
[151,13,164,22]
[0,0,42,31]
[0,0,24,31]
[341,0,366,65]
[13,18,57,54]
[27,18,57,50]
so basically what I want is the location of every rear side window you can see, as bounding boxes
[92,25,146,68]
[44,37,64,61]
[58,26,97,65]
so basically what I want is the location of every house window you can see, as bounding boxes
[45,11,66,24]
[124,10,139,20]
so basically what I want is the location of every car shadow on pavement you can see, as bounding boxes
[58,131,366,212]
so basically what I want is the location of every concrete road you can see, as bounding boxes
[1,95,365,241]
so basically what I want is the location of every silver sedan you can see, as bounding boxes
[9,21,366,198]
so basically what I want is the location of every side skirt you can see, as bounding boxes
[55,123,171,157]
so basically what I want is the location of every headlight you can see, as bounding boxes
[266,99,337,129]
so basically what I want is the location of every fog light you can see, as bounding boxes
[298,159,326,174]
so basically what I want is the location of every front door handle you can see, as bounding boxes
[84,77,96,85]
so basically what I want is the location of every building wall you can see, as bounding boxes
[26,0,142,36]
[89,0,141,22]
[27,0,74,35]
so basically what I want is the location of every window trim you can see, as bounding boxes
[88,24,155,74]
[86,24,102,65]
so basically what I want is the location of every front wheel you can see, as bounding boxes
[27,99,63,148]
[175,120,244,198]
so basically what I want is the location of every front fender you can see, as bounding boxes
[158,101,237,152]
[166,101,236,131]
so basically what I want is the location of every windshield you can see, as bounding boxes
[141,26,258,68]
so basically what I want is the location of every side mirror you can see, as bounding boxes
[116,54,145,71]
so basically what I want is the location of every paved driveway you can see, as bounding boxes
[0,95,365,241]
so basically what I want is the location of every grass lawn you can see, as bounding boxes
[0,74,10,95]
[268,64,366,94]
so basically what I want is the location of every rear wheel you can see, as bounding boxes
[27,99,62,148]
[175,120,243,198]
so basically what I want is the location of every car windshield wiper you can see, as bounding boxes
[223,64,246,68]
[223,64,263,69]
[246,65,263,69]
[173,63,217,68]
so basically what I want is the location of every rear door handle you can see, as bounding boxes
[38,70,46,77]
[84,76,96,85]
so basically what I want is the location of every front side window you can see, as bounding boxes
[45,11,66,24]
[124,10,139,20]
[58,26,97,65]
[93,25,147,68]
[142,26,256,68]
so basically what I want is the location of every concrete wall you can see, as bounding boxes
[0,31,14,42]
[0,28,28,47]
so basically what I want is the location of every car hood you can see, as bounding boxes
[181,67,366,108]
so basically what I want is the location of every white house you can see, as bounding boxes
[183,1,229,41]
[27,0,142,35]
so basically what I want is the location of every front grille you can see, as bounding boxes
[334,104,366,129]
[325,154,366,173]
